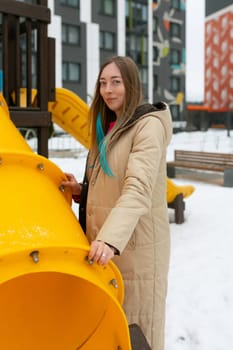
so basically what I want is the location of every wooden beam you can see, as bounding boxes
[10,110,51,127]
[0,0,50,23]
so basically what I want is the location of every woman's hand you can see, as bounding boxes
[89,240,115,266]
[61,173,82,196]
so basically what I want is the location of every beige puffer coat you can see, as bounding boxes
[85,103,172,350]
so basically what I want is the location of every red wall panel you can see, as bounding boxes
[204,10,233,110]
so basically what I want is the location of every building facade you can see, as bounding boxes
[205,0,233,111]
[48,0,186,123]
[152,0,186,124]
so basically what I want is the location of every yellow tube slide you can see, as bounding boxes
[0,94,132,349]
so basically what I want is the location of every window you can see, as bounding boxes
[170,77,181,93]
[153,17,158,33]
[153,46,159,62]
[60,0,80,7]
[100,31,115,50]
[171,0,181,10]
[134,3,147,23]
[99,0,115,16]
[170,104,180,121]
[140,67,148,100]
[62,62,81,83]
[127,35,135,51]
[126,1,148,28]
[170,49,181,65]
[62,24,80,45]
[153,74,158,92]
[126,34,148,65]
[140,67,148,85]
[170,22,181,38]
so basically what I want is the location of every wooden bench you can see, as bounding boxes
[167,150,233,187]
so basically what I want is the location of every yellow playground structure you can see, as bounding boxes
[0,86,194,349]
[0,93,132,349]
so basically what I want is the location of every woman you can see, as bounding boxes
[62,56,172,350]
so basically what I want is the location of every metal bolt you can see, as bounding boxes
[37,163,44,171]
[30,250,39,263]
[109,278,118,289]
[59,184,65,192]
[84,256,94,265]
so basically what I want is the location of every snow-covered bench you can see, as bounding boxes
[167,150,233,187]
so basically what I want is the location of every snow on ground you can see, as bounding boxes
[45,128,233,350]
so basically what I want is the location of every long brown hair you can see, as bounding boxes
[88,56,143,150]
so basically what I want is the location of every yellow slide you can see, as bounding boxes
[166,177,195,203]
[0,93,132,349]
[48,88,195,203]
[48,88,90,149]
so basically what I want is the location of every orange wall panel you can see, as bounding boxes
[204,9,233,110]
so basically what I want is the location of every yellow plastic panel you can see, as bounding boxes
[0,271,130,349]
[48,88,90,149]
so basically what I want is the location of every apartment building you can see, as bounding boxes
[152,0,185,123]
[47,0,186,123]
[204,0,233,111]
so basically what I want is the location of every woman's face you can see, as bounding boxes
[99,62,126,119]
